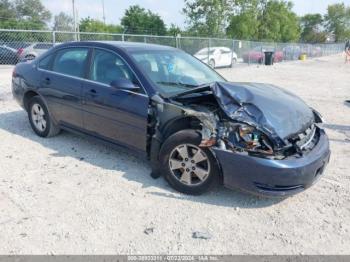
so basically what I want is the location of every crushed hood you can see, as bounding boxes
[210,82,315,140]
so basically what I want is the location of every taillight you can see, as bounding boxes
[17,48,23,56]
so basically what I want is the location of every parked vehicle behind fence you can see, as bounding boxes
[194,47,238,68]
[0,45,19,64]
[18,42,55,61]
[243,46,284,63]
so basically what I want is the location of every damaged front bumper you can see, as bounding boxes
[213,129,330,197]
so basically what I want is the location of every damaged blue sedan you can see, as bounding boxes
[12,41,331,197]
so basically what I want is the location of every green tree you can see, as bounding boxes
[167,23,181,36]
[79,17,123,33]
[300,14,326,43]
[0,0,51,29]
[14,0,51,29]
[121,5,167,35]
[257,0,300,42]
[183,0,235,37]
[53,12,74,31]
[226,0,260,40]
[0,0,16,22]
[324,3,350,42]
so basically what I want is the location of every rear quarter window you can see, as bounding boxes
[38,54,53,70]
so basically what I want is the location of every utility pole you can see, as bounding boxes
[102,0,106,25]
[72,0,77,40]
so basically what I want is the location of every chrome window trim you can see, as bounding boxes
[37,45,148,96]
[37,68,148,98]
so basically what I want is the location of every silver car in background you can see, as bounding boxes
[18,42,54,61]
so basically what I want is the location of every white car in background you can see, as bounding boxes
[18,42,55,61]
[194,47,238,68]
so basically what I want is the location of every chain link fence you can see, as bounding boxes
[0,28,344,67]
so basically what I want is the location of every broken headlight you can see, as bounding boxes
[225,124,274,156]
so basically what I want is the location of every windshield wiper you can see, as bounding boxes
[156,81,198,88]
[168,83,212,99]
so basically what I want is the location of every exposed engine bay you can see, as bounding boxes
[150,81,323,162]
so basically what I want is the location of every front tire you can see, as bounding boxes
[159,129,220,195]
[28,96,60,137]
[231,58,237,67]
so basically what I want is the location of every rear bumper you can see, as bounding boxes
[213,129,330,197]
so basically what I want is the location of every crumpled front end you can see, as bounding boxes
[170,81,331,196]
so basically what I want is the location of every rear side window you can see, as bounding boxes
[52,48,88,78]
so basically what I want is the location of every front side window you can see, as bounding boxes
[52,48,88,78]
[131,50,225,96]
[90,49,136,86]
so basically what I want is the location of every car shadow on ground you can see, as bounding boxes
[0,110,284,208]
[324,123,350,145]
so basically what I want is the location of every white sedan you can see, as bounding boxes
[194,47,238,68]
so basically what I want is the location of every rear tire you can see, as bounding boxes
[209,59,215,69]
[28,96,60,137]
[25,54,35,60]
[159,129,220,195]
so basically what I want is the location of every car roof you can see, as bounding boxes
[198,47,231,51]
[58,41,178,52]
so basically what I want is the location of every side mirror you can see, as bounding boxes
[110,78,139,91]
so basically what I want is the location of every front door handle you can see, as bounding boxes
[90,89,97,94]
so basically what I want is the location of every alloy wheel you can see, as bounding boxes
[169,144,210,186]
[31,103,47,132]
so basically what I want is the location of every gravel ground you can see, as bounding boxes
[0,55,349,254]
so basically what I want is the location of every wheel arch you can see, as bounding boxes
[150,116,224,183]
[23,90,39,111]
[160,116,201,141]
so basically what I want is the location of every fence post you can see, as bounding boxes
[122,34,125,42]
[144,36,147,43]
[52,31,56,44]
[208,38,211,66]
[248,41,251,66]
[231,39,235,67]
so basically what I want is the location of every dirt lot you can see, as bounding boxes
[0,55,349,254]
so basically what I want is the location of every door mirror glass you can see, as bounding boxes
[110,78,139,91]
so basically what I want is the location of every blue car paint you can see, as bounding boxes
[214,129,330,196]
[12,41,331,197]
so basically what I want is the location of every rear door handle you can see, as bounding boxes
[43,77,50,85]
[86,88,98,98]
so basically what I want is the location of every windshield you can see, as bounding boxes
[196,49,215,55]
[130,50,225,96]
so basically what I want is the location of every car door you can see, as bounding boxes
[38,47,89,128]
[82,48,149,153]
[220,48,232,66]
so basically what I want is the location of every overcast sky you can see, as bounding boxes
[42,0,350,28]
